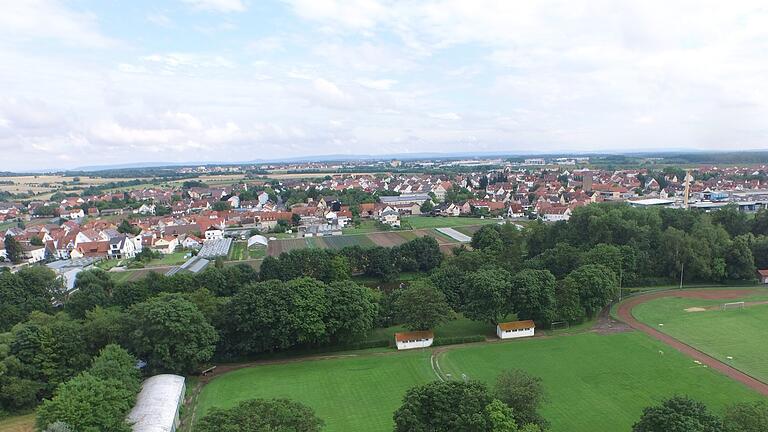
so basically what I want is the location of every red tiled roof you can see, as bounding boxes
[394,331,434,342]
[497,320,535,331]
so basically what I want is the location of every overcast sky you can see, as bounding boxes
[2,0,768,170]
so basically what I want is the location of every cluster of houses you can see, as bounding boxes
[2,162,768,265]
[394,320,537,350]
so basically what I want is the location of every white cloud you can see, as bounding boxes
[356,78,398,90]
[0,0,113,47]
[141,53,237,71]
[180,0,247,13]
[146,13,172,27]
[428,112,461,121]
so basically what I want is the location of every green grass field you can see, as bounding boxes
[633,293,768,383]
[438,332,764,432]
[401,216,501,230]
[194,331,764,432]
[196,351,434,432]
[145,251,189,267]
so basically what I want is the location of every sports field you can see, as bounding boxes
[632,291,768,383]
[193,331,763,432]
[195,351,434,432]
[438,331,763,431]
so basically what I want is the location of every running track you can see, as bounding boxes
[616,289,768,396]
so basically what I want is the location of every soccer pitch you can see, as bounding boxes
[633,294,768,384]
[193,332,763,432]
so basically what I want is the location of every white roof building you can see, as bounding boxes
[126,374,186,432]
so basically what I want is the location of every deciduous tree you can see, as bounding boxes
[196,398,324,432]
[633,396,722,432]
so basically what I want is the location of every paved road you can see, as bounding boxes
[616,289,768,396]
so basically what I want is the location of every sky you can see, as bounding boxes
[1,0,768,170]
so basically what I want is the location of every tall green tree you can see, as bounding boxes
[196,398,324,432]
[562,265,618,318]
[35,372,135,432]
[394,279,453,331]
[4,234,23,264]
[726,235,756,280]
[723,401,768,432]
[127,293,217,374]
[494,369,548,429]
[323,281,377,343]
[0,267,55,331]
[510,269,556,325]
[462,267,514,325]
[393,381,494,432]
[65,270,115,318]
[223,278,327,354]
[633,396,722,432]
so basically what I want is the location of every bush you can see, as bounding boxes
[432,335,485,347]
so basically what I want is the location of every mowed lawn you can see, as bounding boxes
[402,216,500,230]
[194,331,764,432]
[438,332,764,432]
[196,351,435,432]
[633,294,768,383]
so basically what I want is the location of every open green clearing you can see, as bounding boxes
[633,292,768,383]
[400,216,501,230]
[194,331,763,432]
[145,250,190,267]
[439,331,763,432]
[196,351,434,432]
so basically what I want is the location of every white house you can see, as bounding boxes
[204,227,224,241]
[108,235,138,259]
[394,331,434,350]
[541,207,571,222]
[496,320,535,340]
[22,244,47,264]
[66,209,85,219]
[134,204,156,215]
[379,207,401,228]
[227,195,240,208]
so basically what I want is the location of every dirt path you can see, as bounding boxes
[616,289,768,396]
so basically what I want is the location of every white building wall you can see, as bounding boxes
[496,326,535,340]
[396,338,433,350]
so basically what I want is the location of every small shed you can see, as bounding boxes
[394,331,434,350]
[758,269,768,284]
[496,320,535,340]
[126,374,185,432]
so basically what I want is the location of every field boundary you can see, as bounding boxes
[615,289,768,396]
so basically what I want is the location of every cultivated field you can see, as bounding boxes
[0,175,153,198]
[632,290,768,383]
[192,330,763,432]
